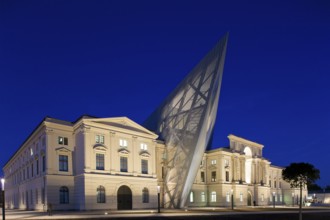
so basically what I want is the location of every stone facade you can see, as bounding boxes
[3,116,306,210]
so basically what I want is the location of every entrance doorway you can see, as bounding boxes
[117,185,132,210]
[247,192,252,206]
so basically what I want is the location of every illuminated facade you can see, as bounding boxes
[2,34,307,210]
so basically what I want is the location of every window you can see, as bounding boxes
[42,136,46,146]
[96,154,105,170]
[120,157,128,172]
[97,186,106,203]
[211,191,216,202]
[226,171,229,182]
[240,192,243,202]
[42,188,45,204]
[201,192,206,202]
[30,190,33,204]
[224,159,229,167]
[161,166,165,179]
[58,136,68,145]
[189,191,194,202]
[59,155,68,172]
[119,139,128,147]
[274,181,277,188]
[211,171,216,182]
[269,180,272,187]
[280,194,282,202]
[31,163,34,177]
[59,186,69,204]
[141,159,148,174]
[36,159,39,175]
[261,194,264,202]
[140,143,148,150]
[279,181,282,188]
[35,189,38,204]
[95,135,105,144]
[142,188,149,203]
[42,155,46,172]
[27,165,29,179]
[226,192,230,202]
[201,171,205,182]
[211,159,217,165]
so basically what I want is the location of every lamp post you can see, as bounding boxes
[231,189,234,210]
[157,185,160,213]
[292,192,295,207]
[1,178,5,220]
[272,192,275,208]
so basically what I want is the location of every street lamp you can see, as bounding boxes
[1,178,5,220]
[272,192,275,208]
[292,192,295,207]
[231,189,234,210]
[157,185,160,213]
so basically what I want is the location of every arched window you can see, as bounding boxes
[97,186,106,203]
[59,186,69,204]
[142,187,149,203]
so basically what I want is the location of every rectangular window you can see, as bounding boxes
[274,181,277,188]
[226,171,229,182]
[31,163,34,177]
[27,165,29,179]
[211,171,216,182]
[42,188,45,204]
[36,159,39,175]
[269,180,272,187]
[141,159,148,174]
[96,154,105,170]
[224,159,229,167]
[280,194,282,202]
[189,191,194,202]
[30,190,33,204]
[140,143,148,150]
[42,155,46,172]
[35,189,38,204]
[120,157,128,172]
[201,192,206,202]
[95,135,105,144]
[279,181,281,188]
[161,166,165,179]
[240,192,243,202]
[119,139,128,147]
[226,192,230,202]
[211,159,217,165]
[59,155,69,172]
[211,191,216,202]
[201,171,205,182]
[261,194,264,202]
[58,136,68,145]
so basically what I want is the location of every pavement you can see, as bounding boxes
[2,206,330,219]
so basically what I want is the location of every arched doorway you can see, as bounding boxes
[117,185,132,210]
[247,191,252,206]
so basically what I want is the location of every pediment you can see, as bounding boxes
[93,144,107,151]
[87,117,158,139]
[118,148,130,154]
[139,150,150,157]
[55,147,71,152]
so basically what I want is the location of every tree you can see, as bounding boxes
[282,162,320,220]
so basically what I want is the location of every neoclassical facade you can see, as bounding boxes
[3,116,306,210]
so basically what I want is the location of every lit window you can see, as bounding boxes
[30,148,33,156]
[58,137,68,145]
[211,191,216,202]
[240,192,243,202]
[120,157,128,172]
[141,159,148,174]
[226,192,230,202]
[211,159,217,165]
[96,154,105,170]
[190,191,194,202]
[280,194,282,202]
[201,192,206,202]
[119,139,128,147]
[95,135,105,144]
[224,159,229,167]
[59,155,68,172]
[97,186,106,203]
[140,143,148,150]
[142,188,149,203]
[211,171,216,182]
[59,186,69,204]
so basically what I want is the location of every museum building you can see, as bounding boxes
[2,33,306,210]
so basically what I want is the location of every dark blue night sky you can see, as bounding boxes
[1,0,329,187]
